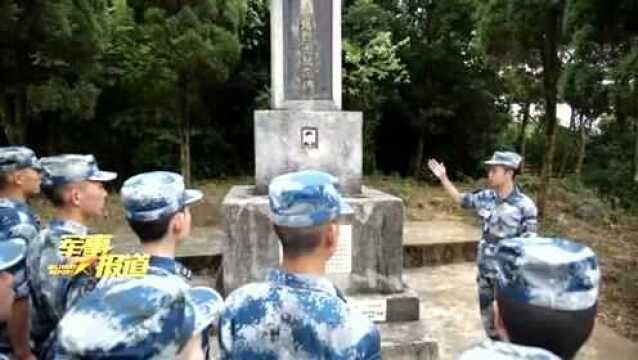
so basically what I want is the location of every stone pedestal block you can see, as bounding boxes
[222,186,405,296]
[254,110,362,194]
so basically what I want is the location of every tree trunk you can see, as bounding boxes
[537,6,561,222]
[634,117,638,183]
[363,111,378,174]
[517,103,530,172]
[413,130,425,176]
[575,113,587,177]
[178,79,191,186]
[3,91,27,145]
[559,107,577,177]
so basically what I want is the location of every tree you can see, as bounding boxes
[501,65,542,169]
[343,0,409,173]
[110,0,245,185]
[559,50,608,176]
[476,0,571,221]
[0,0,108,144]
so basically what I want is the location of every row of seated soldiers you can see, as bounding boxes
[0,146,600,359]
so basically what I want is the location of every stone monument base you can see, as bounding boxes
[380,321,439,360]
[346,290,420,323]
[221,185,420,322]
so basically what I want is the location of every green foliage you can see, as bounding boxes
[0,0,636,214]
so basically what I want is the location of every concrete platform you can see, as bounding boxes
[110,220,481,271]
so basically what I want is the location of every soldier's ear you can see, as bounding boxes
[324,222,338,254]
[5,171,19,186]
[68,185,82,207]
[169,211,185,236]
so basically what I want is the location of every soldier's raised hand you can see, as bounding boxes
[427,159,447,180]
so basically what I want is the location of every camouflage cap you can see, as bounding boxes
[40,154,117,188]
[269,170,354,228]
[484,151,522,170]
[121,171,203,222]
[0,238,26,271]
[0,146,41,173]
[492,237,600,311]
[57,278,223,357]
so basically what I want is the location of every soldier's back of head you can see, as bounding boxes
[461,237,600,359]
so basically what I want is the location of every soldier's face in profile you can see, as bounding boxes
[75,181,108,218]
[0,272,14,321]
[12,167,41,196]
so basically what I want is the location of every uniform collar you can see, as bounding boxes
[149,255,192,280]
[0,197,30,209]
[49,218,89,236]
[267,269,339,297]
[497,186,521,204]
[0,198,19,206]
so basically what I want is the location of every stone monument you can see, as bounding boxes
[222,0,420,324]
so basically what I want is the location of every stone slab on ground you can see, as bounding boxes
[379,321,438,360]
[406,263,638,360]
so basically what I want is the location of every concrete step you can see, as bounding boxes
[110,220,481,273]
[403,221,480,268]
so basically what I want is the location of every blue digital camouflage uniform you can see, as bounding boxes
[0,146,41,354]
[56,171,220,359]
[0,239,28,357]
[459,237,600,359]
[28,154,117,358]
[459,339,560,360]
[219,170,381,359]
[56,257,223,359]
[461,151,537,339]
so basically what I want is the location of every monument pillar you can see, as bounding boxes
[222,0,420,323]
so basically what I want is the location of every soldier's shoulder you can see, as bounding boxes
[224,282,274,310]
[515,192,537,210]
[460,340,560,360]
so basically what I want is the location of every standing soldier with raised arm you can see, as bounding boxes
[0,147,42,360]
[427,151,538,339]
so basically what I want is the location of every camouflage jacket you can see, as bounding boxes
[459,339,561,359]
[461,186,538,242]
[0,198,40,351]
[219,269,381,359]
[27,219,97,357]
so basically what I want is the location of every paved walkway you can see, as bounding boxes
[406,263,638,359]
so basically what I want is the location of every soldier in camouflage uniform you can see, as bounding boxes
[219,170,381,359]
[459,236,600,359]
[428,151,537,339]
[57,171,224,359]
[0,147,42,359]
[0,239,27,323]
[28,155,117,358]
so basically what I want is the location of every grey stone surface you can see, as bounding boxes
[221,185,405,295]
[271,0,342,109]
[379,321,439,360]
[283,0,333,101]
[347,289,421,322]
[254,110,362,194]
